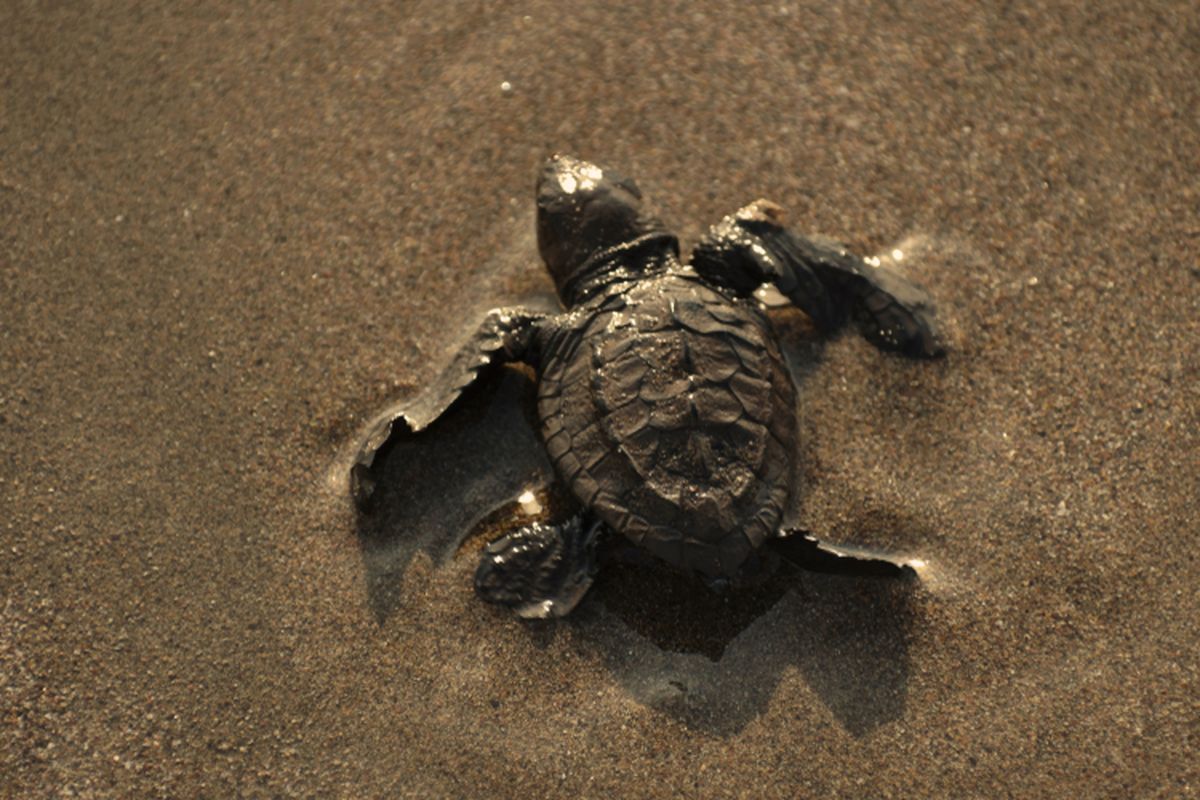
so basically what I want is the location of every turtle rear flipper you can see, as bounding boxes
[770,529,917,579]
[351,307,545,510]
[474,514,604,618]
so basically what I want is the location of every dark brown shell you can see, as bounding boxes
[536,271,796,578]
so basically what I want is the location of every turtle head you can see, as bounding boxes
[536,155,672,304]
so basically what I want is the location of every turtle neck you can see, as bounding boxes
[558,232,680,307]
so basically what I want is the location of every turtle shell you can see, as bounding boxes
[536,271,796,577]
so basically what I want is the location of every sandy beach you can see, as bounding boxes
[3,1,1198,796]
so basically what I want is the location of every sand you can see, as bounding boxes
[2,1,1198,796]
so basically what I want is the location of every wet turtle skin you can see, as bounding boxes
[536,269,795,579]
[352,154,942,617]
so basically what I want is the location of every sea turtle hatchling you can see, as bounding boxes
[351,155,943,618]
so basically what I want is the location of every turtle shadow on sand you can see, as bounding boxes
[352,322,917,738]
[352,366,553,623]
[578,567,915,737]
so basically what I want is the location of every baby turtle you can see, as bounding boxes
[352,155,942,618]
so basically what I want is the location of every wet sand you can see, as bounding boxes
[3,1,1198,796]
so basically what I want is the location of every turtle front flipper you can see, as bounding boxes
[689,201,944,358]
[351,308,545,510]
[474,514,604,618]
[769,529,917,579]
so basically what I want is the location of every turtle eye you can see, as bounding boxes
[616,175,642,200]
